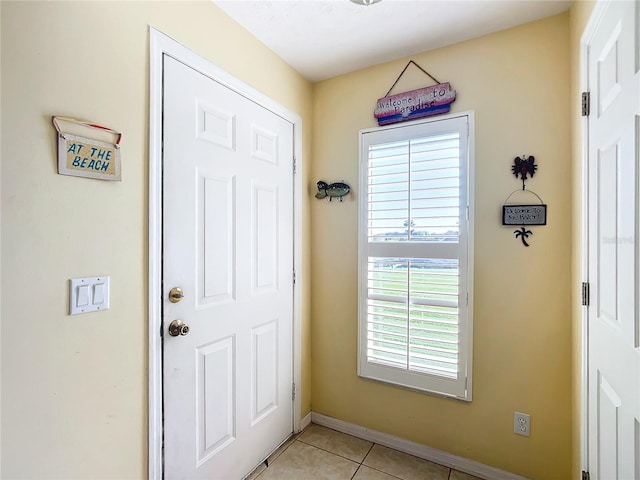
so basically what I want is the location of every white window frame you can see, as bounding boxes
[357,111,474,401]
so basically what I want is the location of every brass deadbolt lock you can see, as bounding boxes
[169,287,184,303]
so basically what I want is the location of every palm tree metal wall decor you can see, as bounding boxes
[503,155,545,247]
[513,226,533,247]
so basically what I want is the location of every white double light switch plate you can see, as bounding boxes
[69,276,110,315]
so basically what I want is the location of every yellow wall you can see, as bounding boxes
[569,2,596,479]
[0,1,312,478]
[311,13,572,479]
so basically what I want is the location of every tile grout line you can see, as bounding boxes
[348,443,375,480]
[350,440,411,480]
[350,464,362,480]
[359,442,454,480]
[297,433,411,480]
[295,437,365,466]
[362,442,375,463]
[360,463,405,480]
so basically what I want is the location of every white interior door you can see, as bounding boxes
[162,54,294,479]
[586,1,639,478]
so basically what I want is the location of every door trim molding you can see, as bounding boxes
[579,1,609,477]
[148,27,304,480]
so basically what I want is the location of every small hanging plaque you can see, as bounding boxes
[502,204,547,225]
[53,116,122,181]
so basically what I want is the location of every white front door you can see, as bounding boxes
[586,1,639,478]
[162,55,294,479]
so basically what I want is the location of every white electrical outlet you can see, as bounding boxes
[514,411,530,437]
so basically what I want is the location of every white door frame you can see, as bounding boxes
[579,1,617,477]
[148,28,303,480]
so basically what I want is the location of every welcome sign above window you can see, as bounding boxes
[374,83,457,126]
[53,116,122,181]
[373,60,456,126]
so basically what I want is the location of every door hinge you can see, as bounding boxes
[582,470,590,480]
[582,282,590,306]
[293,269,296,285]
[582,92,590,116]
[292,382,296,401]
[293,157,297,174]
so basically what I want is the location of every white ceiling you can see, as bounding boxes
[213,0,572,82]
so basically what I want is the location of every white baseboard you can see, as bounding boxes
[298,411,312,433]
[310,412,530,480]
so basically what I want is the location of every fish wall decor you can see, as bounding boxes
[315,180,350,202]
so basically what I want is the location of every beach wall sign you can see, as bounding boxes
[53,116,122,181]
[374,83,456,126]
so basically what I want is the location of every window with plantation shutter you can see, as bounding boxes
[358,113,474,400]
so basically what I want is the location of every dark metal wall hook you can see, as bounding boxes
[512,155,537,190]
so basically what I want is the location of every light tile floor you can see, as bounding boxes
[246,424,483,480]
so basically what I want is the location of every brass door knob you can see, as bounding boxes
[169,287,184,303]
[168,320,190,337]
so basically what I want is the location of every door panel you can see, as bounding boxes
[253,183,279,292]
[163,55,294,479]
[597,372,622,479]
[200,174,235,304]
[196,337,235,463]
[596,143,619,323]
[587,1,640,478]
[251,320,279,424]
